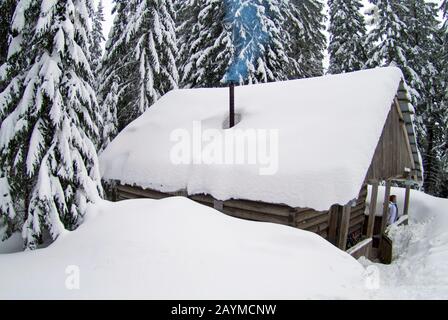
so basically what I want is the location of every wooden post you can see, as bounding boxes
[403,182,411,216]
[328,205,340,245]
[229,83,235,128]
[288,209,297,227]
[338,204,352,251]
[366,181,379,239]
[379,180,392,253]
[214,200,224,211]
[380,180,392,234]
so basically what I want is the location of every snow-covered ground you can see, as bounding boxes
[362,187,448,299]
[0,233,22,254]
[1,187,447,300]
[0,197,367,300]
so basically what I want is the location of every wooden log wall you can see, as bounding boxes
[116,183,379,254]
[116,184,332,240]
[348,184,369,239]
[116,183,377,247]
[366,102,415,181]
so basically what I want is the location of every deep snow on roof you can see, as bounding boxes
[100,67,417,210]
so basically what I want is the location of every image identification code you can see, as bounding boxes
[171,304,277,318]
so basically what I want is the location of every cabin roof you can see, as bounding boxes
[396,81,423,181]
[100,67,423,211]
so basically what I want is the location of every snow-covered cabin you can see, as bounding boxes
[100,67,423,256]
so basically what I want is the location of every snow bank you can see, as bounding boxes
[0,233,22,254]
[100,67,408,211]
[0,197,368,299]
[362,187,448,299]
[366,186,447,224]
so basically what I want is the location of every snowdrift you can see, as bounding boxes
[366,185,447,222]
[1,188,447,299]
[363,187,448,299]
[0,197,367,299]
[0,233,22,254]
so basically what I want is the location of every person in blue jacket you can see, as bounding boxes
[388,195,399,225]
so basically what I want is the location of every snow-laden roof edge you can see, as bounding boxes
[396,81,424,181]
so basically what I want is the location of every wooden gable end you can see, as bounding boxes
[366,98,416,181]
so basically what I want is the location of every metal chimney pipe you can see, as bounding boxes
[229,82,235,128]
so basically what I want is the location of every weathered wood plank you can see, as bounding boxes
[380,234,393,264]
[403,183,411,216]
[349,203,367,217]
[189,194,215,204]
[222,206,289,226]
[395,98,416,174]
[117,188,165,200]
[328,205,340,245]
[380,180,392,234]
[295,211,328,224]
[338,205,352,250]
[318,230,329,240]
[367,182,379,238]
[223,199,294,217]
[308,224,330,239]
[213,200,224,211]
[349,215,365,229]
[195,201,214,208]
[366,102,415,182]
[296,214,329,231]
[117,185,172,199]
[357,185,369,199]
[379,181,392,254]
[117,190,145,200]
[347,238,373,260]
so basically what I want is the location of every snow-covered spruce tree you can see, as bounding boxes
[0,0,17,66]
[442,0,448,84]
[177,0,231,88]
[0,0,21,241]
[287,0,326,78]
[0,0,17,96]
[99,76,119,150]
[178,0,293,88]
[124,0,178,124]
[443,0,448,22]
[366,0,447,196]
[405,0,442,108]
[0,174,16,240]
[223,0,292,84]
[0,0,103,248]
[97,0,128,147]
[366,0,422,106]
[100,0,178,133]
[328,0,368,74]
[443,0,448,87]
[407,0,448,196]
[91,0,105,74]
[440,1,448,197]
